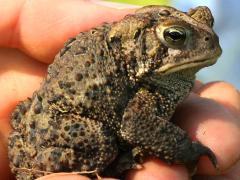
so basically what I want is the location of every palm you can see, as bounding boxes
[1,1,240,180]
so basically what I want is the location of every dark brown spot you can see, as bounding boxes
[17,144,22,148]
[92,73,97,79]
[53,134,59,139]
[75,73,83,81]
[19,104,27,114]
[73,123,80,129]
[69,89,76,94]
[33,102,42,114]
[37,94,42,101]
[29,121,36,129]
[86,144,92,150]
[64,125,70,131]
[58,81,64,89]
[92,84,98,91]
[78,142,84,147]
[48,120,59,129]
[85,61,91,67]
[12,111,20,120]
[98,49,104,57]
[80,131,85,136]
[91,58,95,64]
[58,81,72,89]
[72,132,78,137]
[85,91,90,97]
[48,95,63,104]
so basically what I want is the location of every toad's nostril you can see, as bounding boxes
[205,37,210,41]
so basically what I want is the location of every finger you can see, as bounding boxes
[174,92,240,175]
[0,0,134,63]
[37,173,90,180]
[37,173,117,180]
[0,48,47,119]
[126,158,189,180]
[197,81,240,114]
[194,160,240,180]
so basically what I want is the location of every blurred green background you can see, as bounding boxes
[104,0,169,5]
[102,0,240,89]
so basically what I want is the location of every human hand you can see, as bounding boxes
[1,1,240,180]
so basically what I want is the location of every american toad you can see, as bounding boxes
[8,5,222,179]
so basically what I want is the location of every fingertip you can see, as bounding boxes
[126,158,189,180]
[198,81,240,113]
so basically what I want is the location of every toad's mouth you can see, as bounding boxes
[155,55,220,75]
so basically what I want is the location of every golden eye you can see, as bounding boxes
[163,27,186,46]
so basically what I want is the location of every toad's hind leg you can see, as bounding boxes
[8,116,118,180]
[53,116,119,174]
[120,89,217,171]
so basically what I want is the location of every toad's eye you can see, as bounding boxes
[163,27,186,46]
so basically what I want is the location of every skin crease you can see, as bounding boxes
[0,0,240,180]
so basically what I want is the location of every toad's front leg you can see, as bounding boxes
[119,89,217,173]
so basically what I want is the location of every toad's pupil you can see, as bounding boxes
[164,28,186,42]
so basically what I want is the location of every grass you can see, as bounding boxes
[103,0,170,6]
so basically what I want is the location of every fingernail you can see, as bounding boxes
[89,0,140,9]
